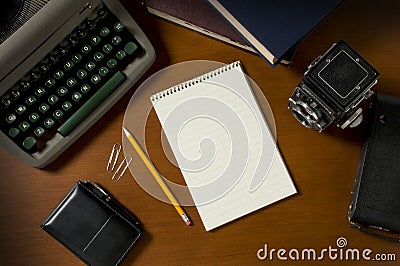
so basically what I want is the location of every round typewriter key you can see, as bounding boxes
[116,50,126,60]
[26,95,37,105]
[48,95,59,105]
[112,36,122,46]
[107,59,117,69]
[103,44,113,54]
[100,27,110,37]
[94,52,104,62]
[81,84,91,94]
[19,121,30,132]
[35,87,46,97]
[86,20,95,30]
[97,8,107,18]
[82,44,91,54]
[8,128,19,138]
[72,53,82,63]
[58,87,68,97]
[124,42,137,55]
[64,60,74,71]
[39,103,50,113]
[20,80,30,91]
[6,114,16,124]
[85,61,96,71]
[53,110,64,120]
[61,101,72,112]
[72,92,82,102]
[91,36,101,46]
[58,46,68,57]
[34,127,45,137]
[1,97,11,109]
[29,113,40,123]
[48,55,58,65]
[54,70,64,80]
[30,70,40,81]
[44,118,54,128]
[77,29,87,39]
[69,35,79,46]
[99,67,109,77]
[39,63,49,73]
[10,89,20,101]
[77,69,87,79]
[91,75,101,84]
[114,22,124,32]
[45,78,56,88]
[16,105,26,115]
[67,78,78,88]
[23,136,37,151]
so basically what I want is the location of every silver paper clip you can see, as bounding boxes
[112,156,133,182]
[107,143,121,172]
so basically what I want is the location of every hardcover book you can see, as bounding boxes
[206,0,343,67]
[144,0,255,52]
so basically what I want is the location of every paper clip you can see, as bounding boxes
[112,156,133,182]
[107,143,121,172]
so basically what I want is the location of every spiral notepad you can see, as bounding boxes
[151,61,296,231]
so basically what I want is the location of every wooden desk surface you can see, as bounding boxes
[1,0,400,265]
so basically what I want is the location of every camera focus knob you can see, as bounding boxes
[340,108,363,129]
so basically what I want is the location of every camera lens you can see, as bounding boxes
[288,99,322,131]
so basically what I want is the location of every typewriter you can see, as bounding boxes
[0,0,155,168]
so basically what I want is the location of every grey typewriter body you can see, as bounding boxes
[0,0,155,167]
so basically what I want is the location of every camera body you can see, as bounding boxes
[288,41,380,131]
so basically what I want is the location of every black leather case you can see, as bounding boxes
[41,180,142,265]
[349,94,400,240]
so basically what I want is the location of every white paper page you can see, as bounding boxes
[151,61,296,231]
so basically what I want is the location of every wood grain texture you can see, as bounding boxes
[1,0,400,265]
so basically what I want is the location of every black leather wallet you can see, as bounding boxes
[348,94,400,242]
[41,180,142,265]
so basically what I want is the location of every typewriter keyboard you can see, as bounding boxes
[0,6,142,153]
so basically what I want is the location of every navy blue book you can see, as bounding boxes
[206,0,343,67]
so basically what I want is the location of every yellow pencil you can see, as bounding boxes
[122,127,191,226]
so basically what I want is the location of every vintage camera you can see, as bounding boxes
[288,41,380,131]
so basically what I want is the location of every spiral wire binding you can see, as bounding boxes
[150,61,241,102]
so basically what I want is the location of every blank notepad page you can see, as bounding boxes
[150,61,296,231]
